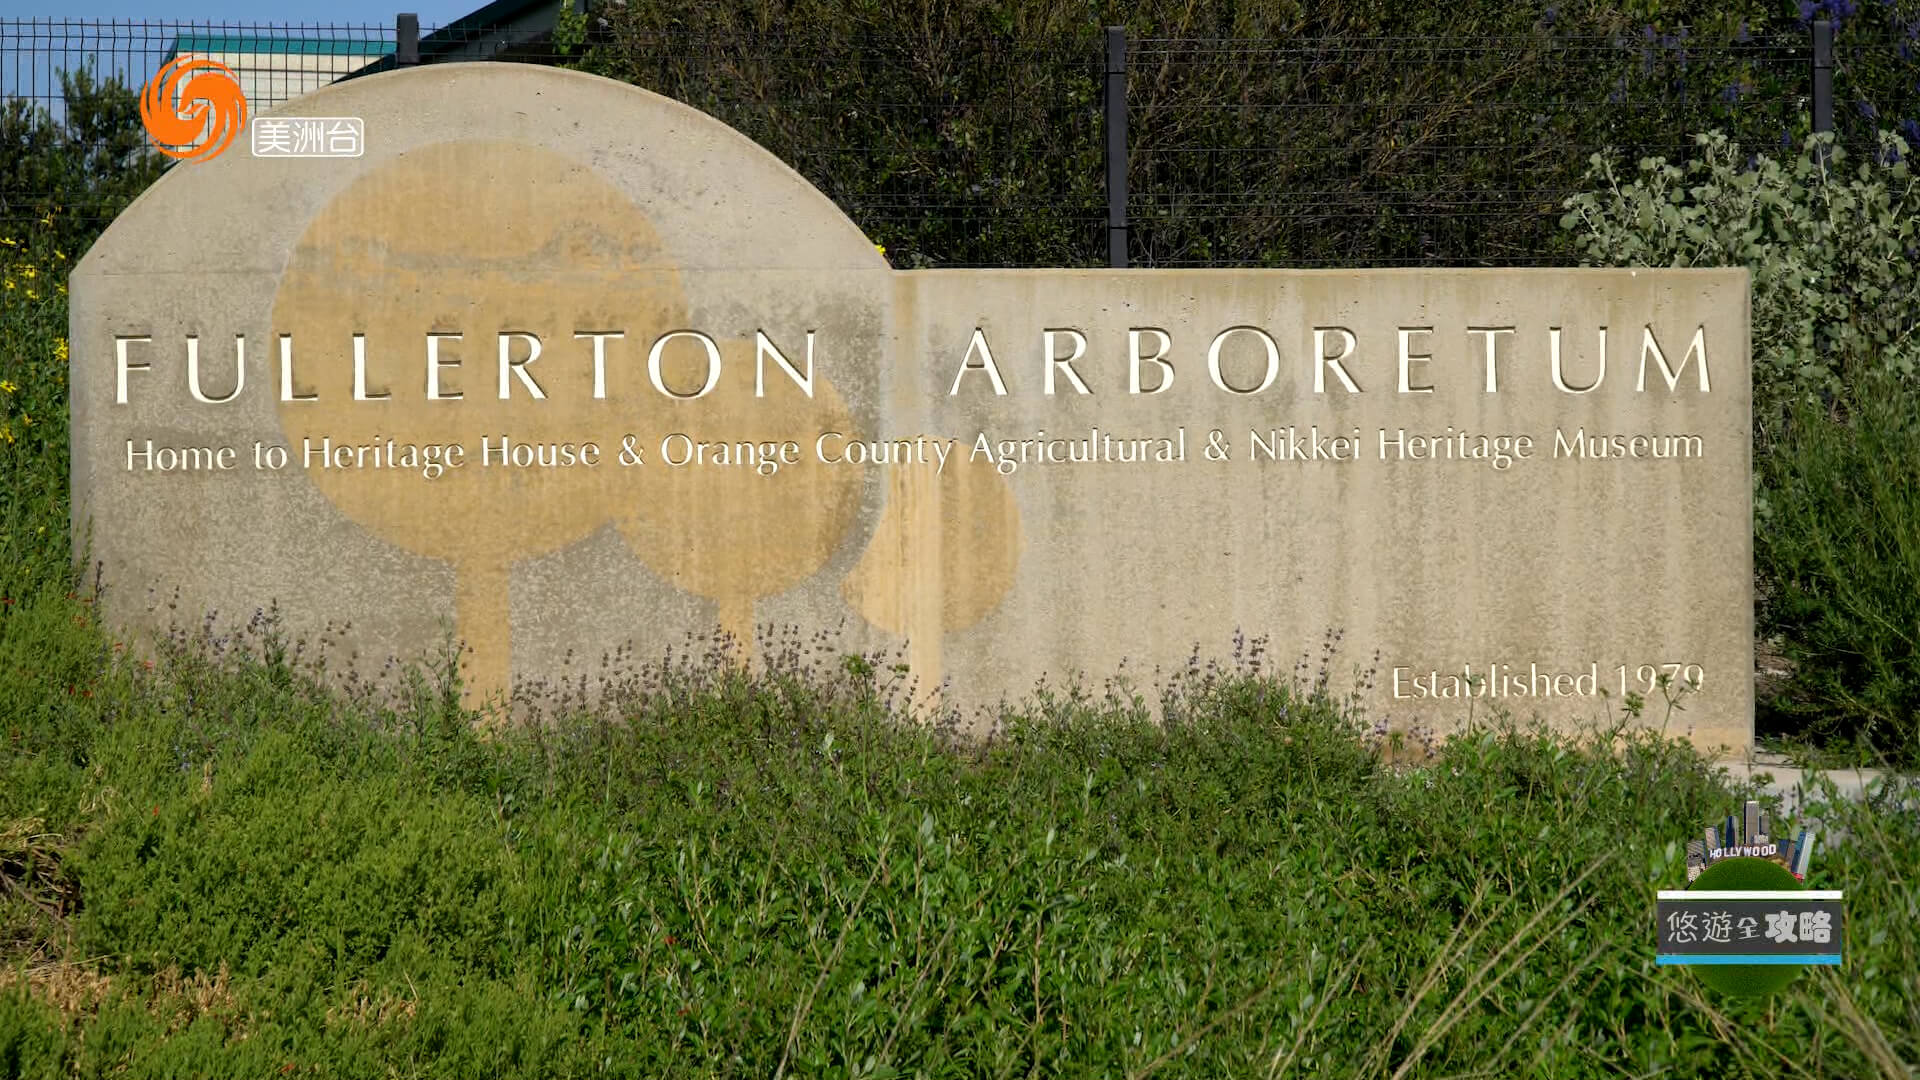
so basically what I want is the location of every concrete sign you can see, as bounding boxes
[72,64,1751,747]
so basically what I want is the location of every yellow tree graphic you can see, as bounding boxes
[842,453,1022,708]
[272,138,867,702]
[612,353,863,657]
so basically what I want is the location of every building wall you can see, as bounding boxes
[176,49,385,110]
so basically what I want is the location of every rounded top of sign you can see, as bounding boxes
[78,63,890,279]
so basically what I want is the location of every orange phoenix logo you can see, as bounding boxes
[139,58,248,162]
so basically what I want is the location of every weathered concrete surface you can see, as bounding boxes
[72,64,1754,751]
[884,268,1750,749]
[72,65,892,704]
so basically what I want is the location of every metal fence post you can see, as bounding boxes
[397,13,420,66]
[1811,18,1833,162]
[1105,26,1129,269]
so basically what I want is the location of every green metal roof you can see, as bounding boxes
[169,34,391,56]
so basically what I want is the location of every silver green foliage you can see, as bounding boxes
[1561,130,1920,424]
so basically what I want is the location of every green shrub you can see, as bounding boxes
[579,2,1920,270]
[1562,128,1920,430]
[5,608,1918,1077]
[0,67,166,260]
[1563,129,1920,763]
[0,205,75,604]
[1757,373,1920,763]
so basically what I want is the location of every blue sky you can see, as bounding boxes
[3,0,478,110]
[13,1,472,27]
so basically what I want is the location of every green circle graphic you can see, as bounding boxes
[1689,857,1805,997]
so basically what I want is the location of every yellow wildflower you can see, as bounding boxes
[38,214,52,226]
[21,415,31,426]
[3,280,12,290]
[56,284,66,295]
[0,381,15,394]
[20,266,35,279]
[55,339,68,362]
[0,237,14,246]
[0,427,12,444]
[54,250,67,261]
[24,290,36,300]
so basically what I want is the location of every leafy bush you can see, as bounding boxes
[0,67,165,258]
[1562,129,1920,429]
[1563,129,1920,763]
[0,204,77,603]
[573,1,1920,269]
[4,603,1918,1077]
[1757,372,1920,762]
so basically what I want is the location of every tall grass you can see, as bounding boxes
[1,607,1915,1078]
[1760,370,1920,765]
[4,185,1917,1080]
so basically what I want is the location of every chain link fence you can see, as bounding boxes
[3,14,1917,267]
